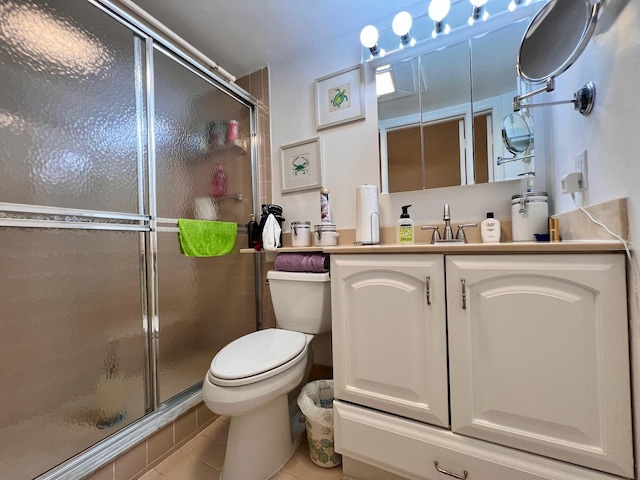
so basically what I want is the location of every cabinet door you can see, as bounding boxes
[331,254,449,427]
[446,254,633,478]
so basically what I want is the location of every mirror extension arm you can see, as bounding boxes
[513,79,596,116]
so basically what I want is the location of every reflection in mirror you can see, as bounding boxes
[379,40,472,193]
[421,41,472,189]
[380,13,537,193]
[471,19,534,183]
[502,113,533,155]
[378,41,473,193]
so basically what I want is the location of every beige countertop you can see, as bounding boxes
[241,240,626,255]
[322,240,626,254]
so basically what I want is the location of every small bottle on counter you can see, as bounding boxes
[481,212,501,243]
[549,217,560,242]
[396,205,415,244]
[320,188,331,223]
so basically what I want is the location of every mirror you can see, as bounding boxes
[379,13,539,193]
[514,0,602,114]
[518,0,600,83]
[502,113,533,155]
[379,41,472,193]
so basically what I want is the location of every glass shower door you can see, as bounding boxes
[0,1,259,478]
[0,229,147,480]
[152,46,256,403]
[0,1,149,478]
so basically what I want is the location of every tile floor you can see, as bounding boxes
[138,416,344,480]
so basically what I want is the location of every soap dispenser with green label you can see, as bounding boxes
[396,205,414,244]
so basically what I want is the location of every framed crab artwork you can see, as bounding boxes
[314,65,365,130]
[280,137,323,193]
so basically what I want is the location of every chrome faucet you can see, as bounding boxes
[421,204,477,244]
[442,203,453,240]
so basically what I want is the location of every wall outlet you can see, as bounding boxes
[575,150,588,190]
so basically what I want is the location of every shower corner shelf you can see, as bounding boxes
[212,139,248,155]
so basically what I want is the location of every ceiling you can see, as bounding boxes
[127,0,424,78]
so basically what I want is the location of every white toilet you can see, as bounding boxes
[203,270,332,480]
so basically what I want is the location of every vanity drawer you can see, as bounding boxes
[334,401,623,480]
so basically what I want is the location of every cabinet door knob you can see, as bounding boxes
[461,278,467,309]
[425,276,431,305]
[434,461,468,479]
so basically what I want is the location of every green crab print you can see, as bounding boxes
[331,87,348,109]
[291,155,310,177]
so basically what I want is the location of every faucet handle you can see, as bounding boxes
[421,225,442,244]
[456,223,478,243]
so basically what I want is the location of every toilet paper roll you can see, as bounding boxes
[355,185,380,244]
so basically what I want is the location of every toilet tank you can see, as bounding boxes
[266,270,331,334]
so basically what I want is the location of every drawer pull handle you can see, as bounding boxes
[426,276,431,305]
[461,278,467,309]
[434,461,468,479]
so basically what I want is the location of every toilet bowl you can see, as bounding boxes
[203,270,331,480]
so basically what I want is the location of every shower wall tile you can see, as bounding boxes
[174,408,197,446]
[86,403,218,480]
[90,463,115,480]
[235,76,250,92]
[250,69,264,93]
[147,425,174,466]
[196,403,217,428]
[114,441,146,480]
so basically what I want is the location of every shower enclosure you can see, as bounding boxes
[0,1,258,478]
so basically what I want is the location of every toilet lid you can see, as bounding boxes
[210,329,306,380]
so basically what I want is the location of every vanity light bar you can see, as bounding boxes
[360,0,542,65]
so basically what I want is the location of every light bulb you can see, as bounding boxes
[468,0,488,25]
[428,0,451,22]
[508,0,529,10]
[392,11,412,37]
[360,25,379,49]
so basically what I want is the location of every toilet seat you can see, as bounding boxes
[209,329,307,387]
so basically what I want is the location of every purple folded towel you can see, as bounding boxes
[274,253,330,273]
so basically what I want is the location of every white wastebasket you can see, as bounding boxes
[296,379,342,468]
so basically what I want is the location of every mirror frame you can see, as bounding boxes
[517,0,603,84]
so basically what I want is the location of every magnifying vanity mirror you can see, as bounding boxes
[377,0,546,194]
[502,113,533,155]
[514,0,604,114]
[500,111,535,173]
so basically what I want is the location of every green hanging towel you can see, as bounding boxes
[177,219,237,257]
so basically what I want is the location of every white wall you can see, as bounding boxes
[542,1,640,472]
[545,0,638,232]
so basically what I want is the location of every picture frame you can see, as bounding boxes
[280,137,322,193]
[314,64,365,130]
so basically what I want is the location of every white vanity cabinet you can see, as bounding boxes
[331,252,634,480]
[330,254,449,427]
